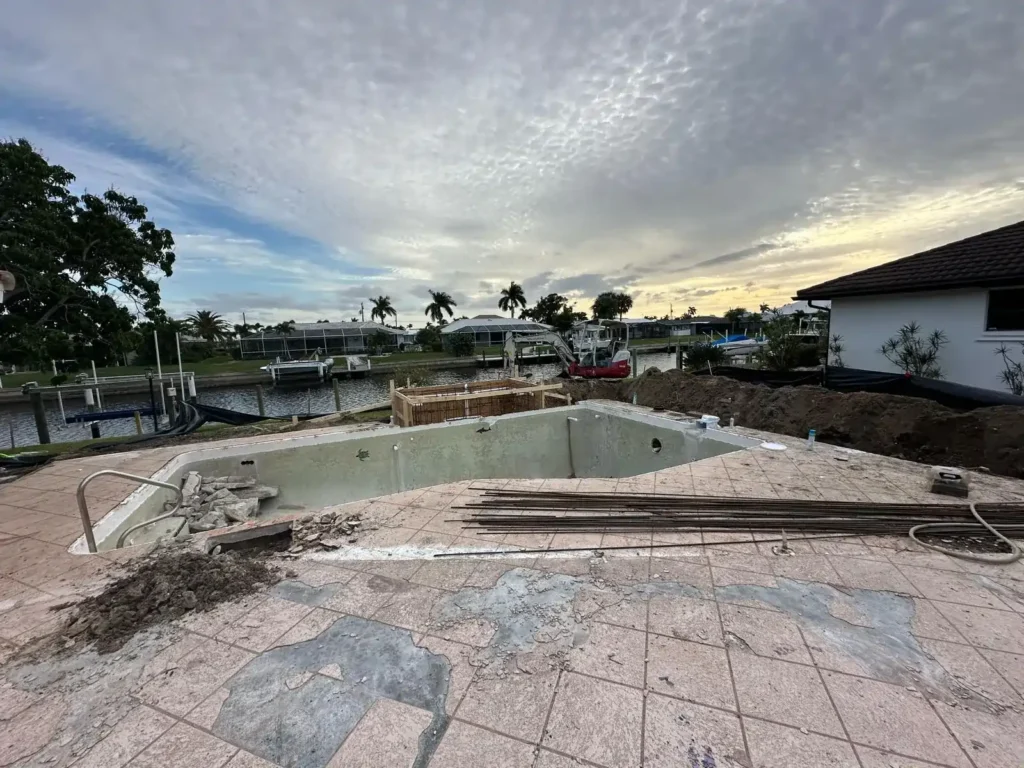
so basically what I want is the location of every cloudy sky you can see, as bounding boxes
[3,0,1023,326]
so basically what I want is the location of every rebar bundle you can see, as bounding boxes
[451,489,1024,540]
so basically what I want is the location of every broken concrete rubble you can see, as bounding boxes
[179,472,279,534]
[288,508,364,554]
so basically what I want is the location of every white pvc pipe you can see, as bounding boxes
[52,361,67,424]
[91,360,103,408]
[154,329,167,418]
[175,332,185,395]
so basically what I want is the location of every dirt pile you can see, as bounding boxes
[59,549,281,653]
[564,369,1024,478]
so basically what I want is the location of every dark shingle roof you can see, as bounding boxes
[795,219,1024,300]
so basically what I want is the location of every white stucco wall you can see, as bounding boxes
[827,288,1024,392]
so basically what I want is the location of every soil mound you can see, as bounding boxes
[565,369,1024,478]
[59,549,281,653]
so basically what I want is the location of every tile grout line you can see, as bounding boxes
[918,690,981,768]
[448,712,606,768]
[709,563,753,766]
[795,624,865,768]
[639,593,651,767]
[531,667,563,768]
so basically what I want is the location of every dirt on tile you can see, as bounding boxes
[564,369,1024,478]
[56,549,282,653]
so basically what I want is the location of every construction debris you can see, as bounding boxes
[56,549,281,653]
[287,509,365,554]
[179,471,279,534]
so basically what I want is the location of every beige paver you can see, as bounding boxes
[1,412,1023,768]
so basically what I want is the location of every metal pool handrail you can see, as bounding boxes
[76,470,184,553]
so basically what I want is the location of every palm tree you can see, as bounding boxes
[187,310,231,342]
[686,306,697,318]
[369,296,397,326]
[271,320,295,335]
[498,281,527,318]
[424,290,457,324]
[614,293,633,321]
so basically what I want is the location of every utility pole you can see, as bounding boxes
[360,302,365,323]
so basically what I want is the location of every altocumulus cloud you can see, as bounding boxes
[2,0,1024,321]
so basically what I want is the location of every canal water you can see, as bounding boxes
[0,353,677,447]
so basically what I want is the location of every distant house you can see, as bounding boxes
[238,321,416,358]
[617,318,664,339]
[441,316,550,347]
[658,316,732,339]
[795,219,1024,391]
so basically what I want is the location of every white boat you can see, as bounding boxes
[261,350,334,384]
[712,336,767,356]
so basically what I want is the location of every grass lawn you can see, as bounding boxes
[0,357,268,389]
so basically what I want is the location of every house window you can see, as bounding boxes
[986,288,1024,331]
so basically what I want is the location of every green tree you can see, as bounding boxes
[135,318,192,365]
[424,290,457,324]
[685,306,697,318]
[187,310,231,342]
[521,293,587,334]
[592,291,633,320]
[445,332,475,357]
[415,324,444,352]
[723,307,748,333]
[366,330,393,355]
[0,138,175,367]
[498,281,527,318]
[591,292,618,320]
[369,295,397,325]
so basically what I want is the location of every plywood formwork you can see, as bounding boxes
[390,378,569,427]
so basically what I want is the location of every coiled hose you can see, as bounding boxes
[909,502,1023,565]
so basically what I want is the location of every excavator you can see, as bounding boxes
[502,329,631,379]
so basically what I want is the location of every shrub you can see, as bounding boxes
[391,366,431,388]
[827,334,846,367]
[684,342,727,371]
[444,333,475,357]
[366,331,394,355]
[996,343,1024,396]
[415,325,444,352]
[794,342,822,368]
[880,322,947,379]
[759,310,801,371]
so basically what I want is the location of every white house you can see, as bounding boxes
[441,315,550,347]
[795,219,1024,392]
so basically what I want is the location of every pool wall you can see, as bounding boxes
[73,403,759,553]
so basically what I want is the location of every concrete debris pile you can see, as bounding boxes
[288,509,365,554]
[179,472,279,533]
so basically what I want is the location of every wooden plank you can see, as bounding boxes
[405,382,562,405]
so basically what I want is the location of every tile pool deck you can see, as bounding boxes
[1,408,1024,767]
